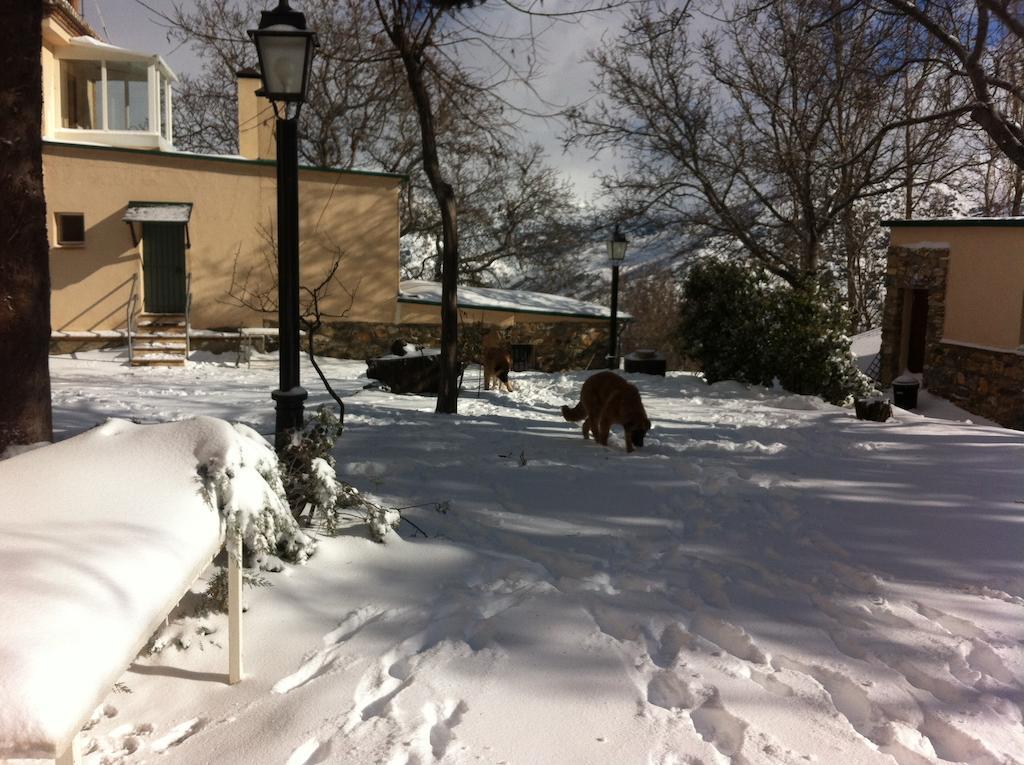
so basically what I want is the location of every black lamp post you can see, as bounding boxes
[606,224,628,369]
[249,2,316,449]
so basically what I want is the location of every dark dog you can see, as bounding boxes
[561,371,651,452]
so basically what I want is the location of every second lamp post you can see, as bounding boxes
[249,1,316,448]
[606,225,628,369]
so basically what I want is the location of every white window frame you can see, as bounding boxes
[55,48,177,152]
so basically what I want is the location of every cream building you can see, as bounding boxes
[41,0,402,364]
[881,219,1024,429]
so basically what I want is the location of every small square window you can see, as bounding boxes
[56,213,85,246]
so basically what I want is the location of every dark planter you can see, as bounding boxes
[366,352,442,395]
[623,350,667,376]
[854,398,892,422]
[892,380,920,410]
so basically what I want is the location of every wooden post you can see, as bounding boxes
[55,735,80,765]
[228,525,243,685]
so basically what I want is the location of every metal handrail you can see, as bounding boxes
[185,271,192,358]
[126,273,139,365]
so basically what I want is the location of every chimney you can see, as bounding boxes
[236,68,276,160]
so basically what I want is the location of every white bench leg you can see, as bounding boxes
[228,527,243,685]
[56,735,81,765]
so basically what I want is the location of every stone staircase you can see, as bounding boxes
[130,314,189,366]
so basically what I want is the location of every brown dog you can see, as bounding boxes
[561,371,651,452]
[483,347,515,392]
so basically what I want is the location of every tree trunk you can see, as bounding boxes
[0,3,53,451]
[841,209,860,333]
[392,25,459,414]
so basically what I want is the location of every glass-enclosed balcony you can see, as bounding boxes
[55,37,176,151]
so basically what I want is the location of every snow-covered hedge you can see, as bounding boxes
[678,261,872,404]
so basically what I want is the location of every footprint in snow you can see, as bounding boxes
[355,653,416,723]
[150,716,206,752]
[963,639,1015,685]
[286,736,330,765]
[919,712,1006,765]
[773,655,882,745]
[913,601,988,640]
[831,562,885,595]
[274,607,387,694]
[688,690,748,759]
[83,703,118,731]
[647,670,706,711]
[427,699,468,759]
[689,613,769,665]
[646,622,697,669]
[85,721,154,760]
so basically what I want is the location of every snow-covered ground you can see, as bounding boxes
[14,348,1024,764]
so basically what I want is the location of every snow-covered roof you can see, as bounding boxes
[61,36,178,81]
[397,280,631,321]
[123,202,193,224]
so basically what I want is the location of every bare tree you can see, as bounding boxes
[401,143,591,288]
[877,0,1024,170]
[618,265,687,369]
[167,0,622,412]
[0,2,52,451]
[377,0,634,411]
[163,0,433,238]
[223,226,359,420]
[373,0,469,413]
[569,0,964,289]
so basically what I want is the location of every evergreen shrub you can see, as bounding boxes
[279,407,401,542]
[678,260,871,404]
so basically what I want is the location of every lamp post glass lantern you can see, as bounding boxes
[248,2,317,448]
[607,225,628,369]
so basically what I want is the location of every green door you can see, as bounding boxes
[142,222,187,313]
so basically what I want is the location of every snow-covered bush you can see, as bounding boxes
[279,407,402,542]
[196,422,317,564]
[764,282,874,404]
[678,260,772,385]
[278,406,345,524]
[678,261,872,404]
[200,566,271,614]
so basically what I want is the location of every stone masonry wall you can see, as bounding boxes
[927,342,1024,430]
[314,320,611,372]
[50,320,614,373]
[878,246,949,386]
[880,244,1024,430]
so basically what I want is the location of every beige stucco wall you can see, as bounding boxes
[889,226,1024,350]
[236,74,276,161]
[43,142,401,332]
[41,15,74,139]
[395,302,608,327]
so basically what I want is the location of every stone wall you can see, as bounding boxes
[926,342,1024,429]
[878,246,949,386]
[880,244,1024,430]
[506,321,610,371]
[50,320,614,372]
[50,338,122,355]
[314,320,611,372]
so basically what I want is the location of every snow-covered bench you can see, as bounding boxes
[0,418,247,765]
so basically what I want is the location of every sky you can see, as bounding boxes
[79,0,626,202]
